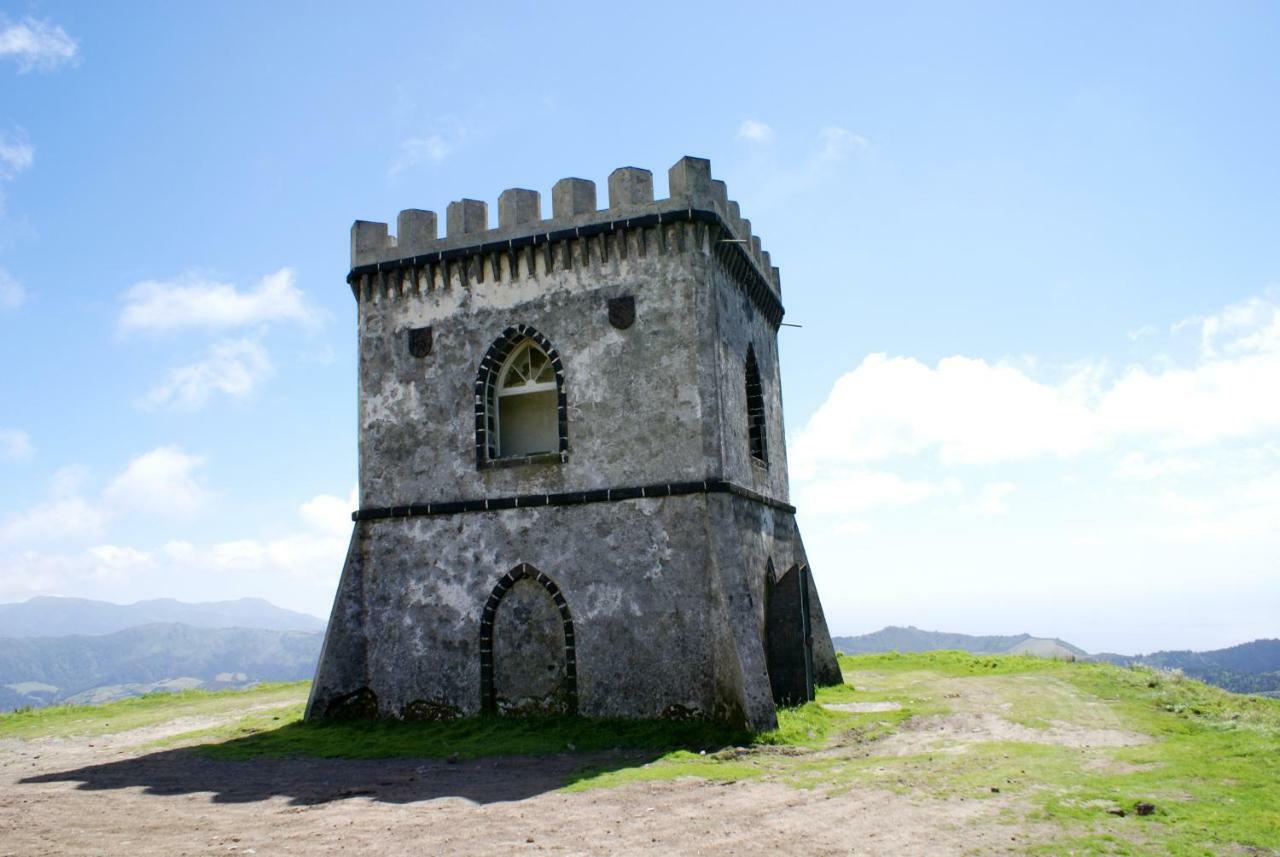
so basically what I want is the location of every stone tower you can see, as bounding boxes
[307,156,841,731]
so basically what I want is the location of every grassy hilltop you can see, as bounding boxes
[3,653,1276,855]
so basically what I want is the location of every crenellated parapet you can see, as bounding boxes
[348,156,784,326]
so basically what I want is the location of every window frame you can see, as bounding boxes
[474,325,569,470]
[494,340,558,458]
[746,344,769,467]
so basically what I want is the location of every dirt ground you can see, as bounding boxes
[0,708,1051,857]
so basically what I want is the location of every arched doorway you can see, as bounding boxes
[479,563,577,715]
[765,564,814,706]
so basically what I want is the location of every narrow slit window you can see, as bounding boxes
[746,345,768,465]
[495,340,558,457]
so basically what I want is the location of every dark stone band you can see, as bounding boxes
[351,478,796,522]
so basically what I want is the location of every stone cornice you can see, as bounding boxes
[346,206,785,328]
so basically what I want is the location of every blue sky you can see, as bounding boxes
[1,2,1277,653]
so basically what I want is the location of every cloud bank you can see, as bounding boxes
[793,291,1280,474]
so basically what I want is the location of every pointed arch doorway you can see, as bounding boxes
[479,563,578,716]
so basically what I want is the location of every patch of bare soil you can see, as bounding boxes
[869,675,1150,757]
[0,720,1051,856]
[877,710,1150,756]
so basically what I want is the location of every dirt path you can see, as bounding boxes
[0,712,1045,856]
[872,674,1151,756]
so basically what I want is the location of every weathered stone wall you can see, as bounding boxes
[306,492,827,730]
[697,251,792,501]
[308,156,843,729]
[356,225,710,509]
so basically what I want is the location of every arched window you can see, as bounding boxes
[746,345,768,465]
[495,341,557,457]
[475,325,567,467]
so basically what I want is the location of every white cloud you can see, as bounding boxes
[119,268,318,334]
[0,17,78,73]
[1,467,105,543]
[1193,290,1280,358]
[1,447,211,547]
[971,481,1017,517]
[142,339,273,410]
[0,495,108,544]
[0,129,34,178]
[0,428,31,460]
[390,134,452,172]
[793,354,1099,471]
[795,288,1280,653]
[193,488,354,584]
[1098,350,1280,448]
[300,490,356,537]
[1112,452,1203,481]
[795,291,1280,471]
[0,551,73,601]
[147,490,352,587]
[103,446,208,517]
[737,119,774,142]
[0,475,349,611]
[0,268,25,310]
[85,544,156,579]
[797,469,960,516]
[0,544,157,601]
[818,126,869,159]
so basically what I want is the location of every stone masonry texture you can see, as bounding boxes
[309,156,841,732]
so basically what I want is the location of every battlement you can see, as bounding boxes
[350,156,781,294]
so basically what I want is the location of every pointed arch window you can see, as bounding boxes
[746,345,768,465]
[495,341,558,457]
[475,325,568,467]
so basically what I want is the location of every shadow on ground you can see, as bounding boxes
[21,746,662,806]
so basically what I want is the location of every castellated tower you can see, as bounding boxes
[307,155,841,731]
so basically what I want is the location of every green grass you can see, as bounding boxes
[199,712,754,761]
[0,681,309,740]
[5,653,1278,854]
[831,652,1280,855]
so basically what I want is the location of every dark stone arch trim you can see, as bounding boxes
[474,325,569,469]
[478,562,578,714]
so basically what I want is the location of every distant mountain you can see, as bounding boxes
[1090,640,1280,698]
[0,596,325,638]
[832,626,1087,660]
[0,623,322,711]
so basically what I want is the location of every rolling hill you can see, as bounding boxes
[0,622,322,710]
[1092,639,1280,698]
[0,596,325,638]
[832,626,1087,660]
[833,626,1280,698]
